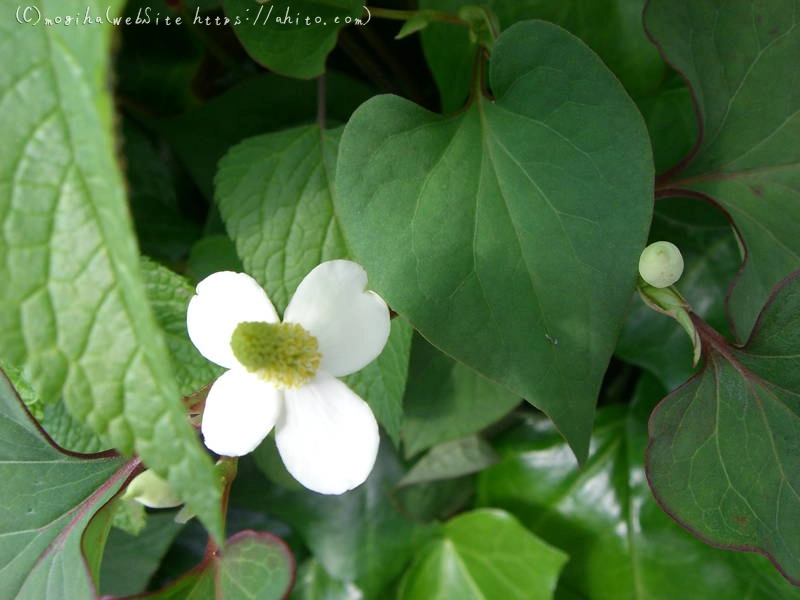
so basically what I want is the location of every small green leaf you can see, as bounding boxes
[397,509,568,600]
[336,21,653,462]
[291,559,365,600]
[187,235,244,283]
[402,335,520,458]
[140,531,295,599]
[0,369,132,599]
[398,435,498,487]
[395,11,436,39]
[647,0,800,339]
[226,0,363,78]
[648,271,800,585]
[0,0,223,542]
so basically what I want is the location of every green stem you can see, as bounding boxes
[367,6,468,27]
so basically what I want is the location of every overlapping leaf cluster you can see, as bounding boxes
[1,0,798,598]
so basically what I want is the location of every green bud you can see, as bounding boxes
[123,469,183,509]
[638,241,684,288]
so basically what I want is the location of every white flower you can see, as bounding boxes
[186,260,390,495]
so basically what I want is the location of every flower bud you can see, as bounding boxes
[123,469,183,509]
[638,241,684,288]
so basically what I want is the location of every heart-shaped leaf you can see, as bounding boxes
[225,0,362,79]
[647,271,800,584]
[397,509,568,600]
[0,369,135,599]
[647,0,800,339]
[335,20,653,462]
[139,530,295,599]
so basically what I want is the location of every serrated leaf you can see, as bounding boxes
[215,124,412,440]
[336,21,653,462]
[0,0,223,541]
[140,530,295,599]
[141,258,224,396]
[647,271,800,585]
[0,369,133,599]
[397,509,567,600]
[420,0,665,111]
[402,334,520,458]
[479,375,800,599]
[647,0,800,339]
[226,0,363,79]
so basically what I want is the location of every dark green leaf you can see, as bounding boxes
[226,0,362,78]
[398,435,498,487]
[647,0,800,339]
[0,0,223,541]
[336,21,653,462]
[397,509,568,600]
[0,369,132,599]
[236,442,439,598]
[402,335,520,458]
[648,271,800,585]
[421,0,665,111]
[100,512,186,597]
[479,374,800,598]
[186,235,244,284]
[159,72,373,198]
[291,559,365,600]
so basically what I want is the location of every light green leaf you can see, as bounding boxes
[0,0,223,541]
[140,531,295,599]
[647,0,800,339]
[336,21,653,462]
[648,271,800,585]
[0,369,133,599]
[397,509,568,600]
[479,375,800,599]
[141,258,224,396]
[402,335,520,458]
[226,0,363,78]
[215,124,412,441]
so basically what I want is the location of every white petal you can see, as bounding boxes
[187,271,279,369]
[275,372,379,494]
[201,369,283,457]
[284,260,390,377]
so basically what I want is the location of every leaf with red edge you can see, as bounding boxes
[646,0,800,340]
[135,530,295,600]
[0,368,136,599]
[647,271,800,584]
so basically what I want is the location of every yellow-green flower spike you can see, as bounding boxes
[639,241,684,288]
[230,321,321,388]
